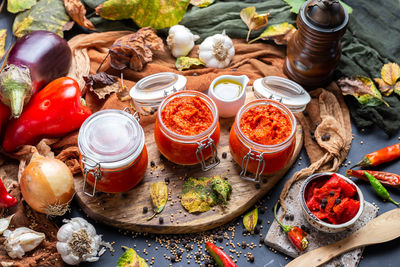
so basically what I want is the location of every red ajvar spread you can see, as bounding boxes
[161,96,213,136]
[239,105,292,145]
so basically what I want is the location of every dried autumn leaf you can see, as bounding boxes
[7,0,37,13]
[109,27,164,71]
[212,177,232,206]
[0,30,6,60]
[13,0,70,38]
[338,76,389,107]
[374,78,393,96]
[63,0,95,30]
[83,72,119,99]
[117,246,148,267]
[190,0,214,7]
[181,176,232,213]
[96,0,190,30]
[148,181,168,220]
[240,6,269,42]
[381,63,400,85]
[243,208,258,234]
[249,22,296,45]
[175,57,204,71]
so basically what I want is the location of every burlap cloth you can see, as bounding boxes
[0,30,352,264]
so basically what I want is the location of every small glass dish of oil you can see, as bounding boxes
[208,75,249,118]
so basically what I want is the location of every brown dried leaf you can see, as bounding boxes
[63,0,95,30]
[55,146,81,174]
[374,78,393,96]
[109,27,164,71]
[83,72,119,99]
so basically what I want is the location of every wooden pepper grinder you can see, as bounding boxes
[284,0,348,89]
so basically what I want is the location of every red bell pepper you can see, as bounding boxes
[0,102,10,136]
[2,77,91,152]
[206,242,237,267]
[0,178,17,208]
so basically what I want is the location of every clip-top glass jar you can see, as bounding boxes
[154,90,220,170]
[229,99,296,182]
[78,109,148,196]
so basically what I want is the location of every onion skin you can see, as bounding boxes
[20,154,75,215]
[0,31,72,118]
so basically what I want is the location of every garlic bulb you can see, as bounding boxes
[167,25,200,58]
[56,217,104,265]
[199,30,235,69]
[3,227,45,259]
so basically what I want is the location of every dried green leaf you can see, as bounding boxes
[149,181,168,217]
[96,0,190,30]
[181,176,232,213]
[243,208,258,234]
[283,0,352,14]
[0,30,6,60]
[338,76,389,107]
[381,63,400,86]
[212,177,232,206]
[240,6,269,42]
[190,0,214,7]
[117,246,148,267]
[8,0,37,13]
[249,22,296,45]
[175,57,204,71]
[13,0,70,38]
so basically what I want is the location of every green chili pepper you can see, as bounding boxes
[364,171,400,206]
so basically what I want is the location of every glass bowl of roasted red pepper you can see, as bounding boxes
[300,172,364,233]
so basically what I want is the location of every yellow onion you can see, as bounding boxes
[21,153,75,216]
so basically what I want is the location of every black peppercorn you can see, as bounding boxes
[241,241,247,248]
[254,225,261,234]
[218,236,223,242]
[329,190,335,196]
[335,198,341,204]
[164,177,170,183]
[259,237,264,244]
[222,152,227,159]
[248,253,255,262]
[321,203,326,210]
[171,255,177,262]
[143,206,148,213]
[321,198,328,204]
[159,217,164,224]
[150,160,155,167]
[289,214,294,221]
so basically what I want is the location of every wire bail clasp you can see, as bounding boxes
[195,137,220,171]
[81,155,102,197]
[240,148,266,183]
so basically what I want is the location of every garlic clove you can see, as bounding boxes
[0,214,15,234]
[61,253,81,265]
[4,227,45,259]
[57,223,75,241]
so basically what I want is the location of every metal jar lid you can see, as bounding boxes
[129,72,187,115]
[78,109,145,170]
[253,76,311,113]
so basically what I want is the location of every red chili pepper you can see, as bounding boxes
[350,143,400,169]
[205,242,237,267]
[274,201,308,251]
[2,77,92,152]
[347,169,400,188]
[0,178,17,208]
[0,102,10,135]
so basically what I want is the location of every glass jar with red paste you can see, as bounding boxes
[229,99,296,182]
[78,109,148,196]
[154,90,220,170]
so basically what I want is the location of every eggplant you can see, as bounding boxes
[0,30,72,118]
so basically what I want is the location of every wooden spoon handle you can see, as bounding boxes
[286,209,400,267]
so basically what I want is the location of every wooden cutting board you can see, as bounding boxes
[74,90,303,234]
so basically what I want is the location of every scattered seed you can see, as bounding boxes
[159,217,164,224]
[150,161,155,167]
[222,152,227,159]
[143,207,148,213]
